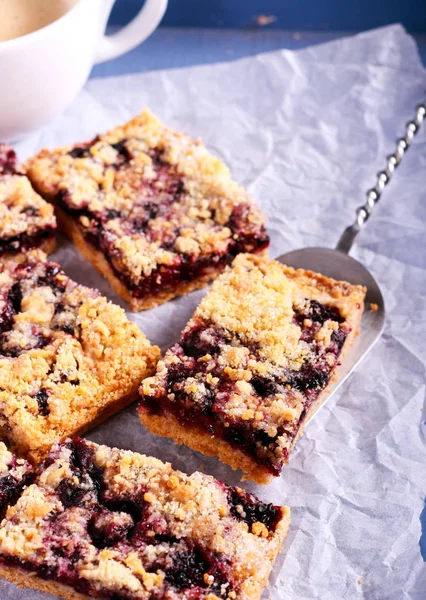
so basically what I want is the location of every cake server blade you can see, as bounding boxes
[275,98,426,422]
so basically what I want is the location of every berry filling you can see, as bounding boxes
[55,139,268,299]
[0,449,33,513]
[226,487,281,532]
[141,299,348,476]
[33,389,50,416]
[0,145,56,255]
[1,439,242,599]
[0,228,56,257]
[163,541,232,597]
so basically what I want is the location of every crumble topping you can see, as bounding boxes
[26,109,268,301]
[0,442,32,512]
[0,145,56,255]
[0,250,160,461]
[0,438,289,600]
[140,254,366,477]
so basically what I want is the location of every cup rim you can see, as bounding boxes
[0,0,86,49]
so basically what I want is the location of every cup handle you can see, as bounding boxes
[94,0,168,64]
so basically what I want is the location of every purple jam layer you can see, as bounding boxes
[140,300,348,476]
[1,439,242,599]
[224,485,282,532]
[56,141,269,299]
[0,228,55,257]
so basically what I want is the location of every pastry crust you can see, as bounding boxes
[0,565,88,600]
[139,253,366,483]
[0,438,290,600]
[0,250,160,463]
[0,144,56,259]
[26,108,269,311]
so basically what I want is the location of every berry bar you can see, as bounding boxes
[0,438,290,600]
[26,108,269,311]
[0,442,32,514]
[139,254,366,484]
[0,250,160,462]
[0,144,56,259]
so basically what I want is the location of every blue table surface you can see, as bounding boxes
[91,27,426,79]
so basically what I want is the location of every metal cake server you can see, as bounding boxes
[275,99,426,420]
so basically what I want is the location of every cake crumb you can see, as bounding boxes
[370,303,378,312]
[358,577,364,584]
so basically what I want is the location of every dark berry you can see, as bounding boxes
[111,140,132,162]
[37,262,65,292]
[31,332,52,352]
[9,282,22,314]
[331,329,347,351]
[0,296,16,334]
[251,376,283,397]
[144,202,159,219]
[180,323,226,359]
[227,203,251,234]
[254,429,278,447]
[223,427,246,447]
[69,146,91,159]
[165,546,206,590]
[22,207,39,217]
[288,366,329,392]
[227,488,280,531]
[60,325,75,335]
[34,388,50,416]
[105,209,121,220]
[0,476,18,505]
[165,543,232,597]
[88,509,134,548]
[309,300,343,324]
[131,216,148,231]
[56,479,88,508]
[45,264,61,279]
[103,498,144,522]
[56,188,71,209]
[70,439,105,496]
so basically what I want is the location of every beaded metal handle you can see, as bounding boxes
[336,99,426,254]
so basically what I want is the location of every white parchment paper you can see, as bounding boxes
[5,24,426,600]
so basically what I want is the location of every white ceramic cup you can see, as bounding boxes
[0,0,168,141]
